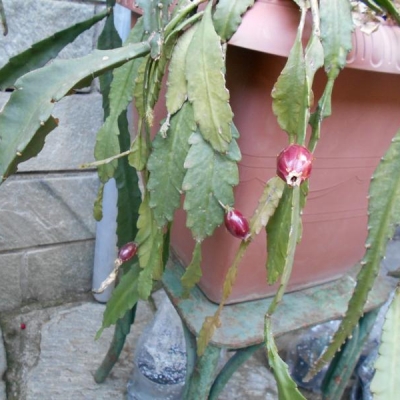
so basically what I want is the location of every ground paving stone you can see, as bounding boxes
[0,326,6,400]
[0,290,284,400]
[2,299,155,400]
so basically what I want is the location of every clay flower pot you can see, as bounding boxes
[172,0,400,304]
[121,0,400,304]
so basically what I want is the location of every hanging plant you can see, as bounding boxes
[0,0,399,398]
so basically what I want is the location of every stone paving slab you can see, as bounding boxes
[0,326,6,400]
[2,299,155,400]
[0,290,281,400]
[0,173,98,252]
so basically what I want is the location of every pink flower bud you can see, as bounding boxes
[277,144,313,186]
[118,242,138,263]
[224,208,250,240]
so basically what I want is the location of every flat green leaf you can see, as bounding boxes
[185,2,233,153]
[146,32,179,120]
[197,240,249,355]
[128,134,148,171]
[267,186,301,314]
[94,9,121,220]
[93,183,105,221]
[0,42,151,182]
[148,102,196,227]
[271,31,307,142]
[197,315,221,356]
[0,8,110,90]
[0,115,58,182]
[97,7,123,117]
[136,0,173,32]
[306,130,400,380]
[213,0,255,41]
[180,241,202,296]
[133,55,151,119]
[371,287,400,400]
[250,177,285,236]
[308,78,335,152]
[96,262,141,338]
[225,123,241,161]
[264,316,307,400]
[115,113,142,249]
[135,194,165,298]
[182,131,239,241]
[320,0,353,79]
[305,34,324,88]
[297,181,309,243]
[304,34,324,125]
[95,19,146,182]
[108,18,145,117]
[94,119,121,182]
[166,25,197,115]
[266,186,298,284]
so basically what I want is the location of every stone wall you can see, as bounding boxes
[0,0,107,312]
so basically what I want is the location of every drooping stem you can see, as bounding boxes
[196,239,250,355]
[308,77,334,152]
[296,4,310,146]
[80,149,132,169]
[267,186,301,314]
[309,0,321,37]
[94,304,137,383]
[164,0,208,37]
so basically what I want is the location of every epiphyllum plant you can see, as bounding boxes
[0,0,399,398]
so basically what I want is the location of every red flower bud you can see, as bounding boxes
[224,208,250,240]
[118,242,138,263]
[277,144,313,186]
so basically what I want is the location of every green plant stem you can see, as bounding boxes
[360,0,384,14]
[164,0,208,37]
[321,308,380,399]
[197,239,250,355]
[94,304,137,383]
[80,149,132,169]
[184,344,221,399]
[268,186,300,315]
[297,4,309,146]
[142,57,154,147]
[374,0,400,24]
[308,78,334,152]
[209,344,263,400]
[170,11,204,37]
[309,0,321,36]
[218,240,250,310]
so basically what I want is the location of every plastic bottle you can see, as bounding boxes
[92,179,118,302]
[127,297,187,400]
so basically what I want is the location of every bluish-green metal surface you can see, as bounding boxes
[321,308,380,400]
[184,344,221,399]
[162,256,393,349]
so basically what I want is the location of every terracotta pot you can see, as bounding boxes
[120,0,400,304]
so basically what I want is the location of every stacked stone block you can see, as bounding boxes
[0,0,107,312]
